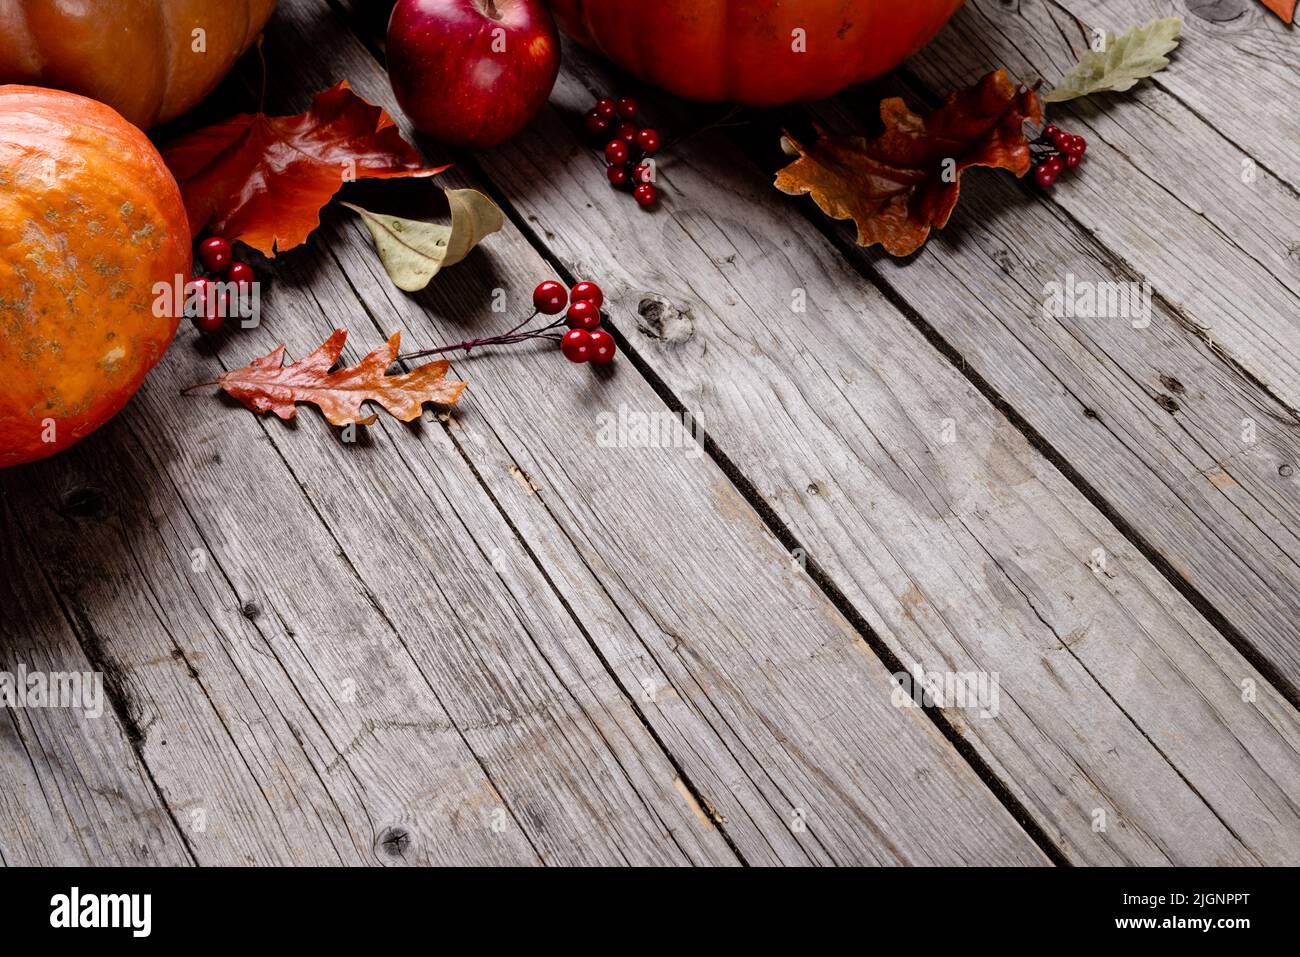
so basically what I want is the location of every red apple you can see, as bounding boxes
[387,0,561,148]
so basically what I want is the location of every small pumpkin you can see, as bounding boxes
[0,0,278,128]
[550,0,966,106]
[0,86,191,468]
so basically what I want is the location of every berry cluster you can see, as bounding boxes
[585,95,661,208]
[399,280,617,366]
[1032,124,1088,189]
[188,236,255,333]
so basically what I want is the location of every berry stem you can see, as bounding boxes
[397,311,564,361]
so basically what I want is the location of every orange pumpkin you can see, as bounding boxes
[0,86,191,468]
[551,0,965,105]
[0,0,278,128]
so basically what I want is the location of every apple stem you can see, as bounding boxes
[481,0,502,20]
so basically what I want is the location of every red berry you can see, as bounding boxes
[588,328,616,364]
[1064,152,1082,169]
[585,110,611,137]
[1034,164,1058,189]
[198,236,232,272]
[192,312,226,334]
[1042,124,1060,141]
[1052,131,1072,151]
[607,164,629,186]
[605,139,629,164]
[187,279,227,332]
[615,121,638,143]
[225,261,255,288]
[1071,137,1088,157]
[633,182,658,207]
[616,96,638,119]
[186,277,212,314]
[1044,155,1065,175]
[561,328,593,363]
[570,281,604,309]
[633,162,654,184]
[635,128,661,154]
[594,97,617,120]
[566,299,601,331]
[533,280,568,315]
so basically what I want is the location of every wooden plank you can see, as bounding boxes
[4,275,744,864]
[6,428,515,865]
[259,0,1050,865]
[811,0,1300,695]
[905,0,1300,417]
[321,5,1300,863]
[0,510,193,866]
[1051,0,1300,191]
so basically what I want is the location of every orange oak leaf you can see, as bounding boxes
[1260,0,1296,23]
[163,82,448,256]
[775,70,1043,257]
[219,329,466,426]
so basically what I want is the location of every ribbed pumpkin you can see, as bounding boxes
[0,86,191,468]
[0,0,277,128]
[551,0,966,106]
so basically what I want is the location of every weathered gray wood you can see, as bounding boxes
[261,0,1050,865]
[912,0,1300,418]
[0,506,193,865]
[1052,0,1300,191]
[7,427,511,864]
[808,0,1300,696]
[4,261,753,862]
[321,11,1300,863]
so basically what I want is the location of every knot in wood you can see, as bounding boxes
[377,825,412,858]
[637,296,695,344]
[59,486,109,521]
[1185,0,1249,23]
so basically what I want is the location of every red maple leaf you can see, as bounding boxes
[163,82,447,256]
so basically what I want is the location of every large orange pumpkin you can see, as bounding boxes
[551,0,966,106]
[0,0,278,128]
[0,86,191,468]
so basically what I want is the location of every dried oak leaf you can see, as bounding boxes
[163,82,447,257]
[1261,0,1296,23]
[219,329,466,426]
[1044,17,1182,103]
[775,70,1042,257]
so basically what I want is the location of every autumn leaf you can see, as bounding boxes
[775,70,1042,257]
[1260,0,1296,23]
[163,82,448,257]
[1044,18,1182,103]
[219,329,466,426]
[343,188,505,292]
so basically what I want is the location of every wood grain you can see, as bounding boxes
[1054,0,1300,190]
[0,508,193,866]
[253,0,1051,865]
[807,0,1300,695]
[912,0,1300,417]
[317,4,1300,863]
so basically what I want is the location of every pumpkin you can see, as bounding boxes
[550,0,966,106]
[0,86,191,468]
[0,0,278,128]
